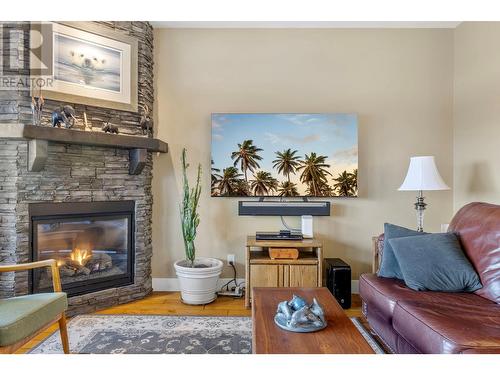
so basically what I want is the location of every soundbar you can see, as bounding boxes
[238,200,330,216]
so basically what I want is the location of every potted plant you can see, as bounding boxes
[174,148,223,304]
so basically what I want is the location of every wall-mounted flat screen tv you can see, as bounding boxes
[211,113,358,198]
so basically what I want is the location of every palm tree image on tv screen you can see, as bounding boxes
[211,114,358,198]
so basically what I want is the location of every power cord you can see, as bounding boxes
[279,197,301,233]
[217,261,245,298]
[219,261,237,292]
[280,215,301,232]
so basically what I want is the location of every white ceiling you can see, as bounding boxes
[151,21,461,29]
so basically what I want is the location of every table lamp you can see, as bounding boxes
[399,156,450,232]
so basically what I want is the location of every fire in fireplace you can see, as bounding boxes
[29,201,135,297]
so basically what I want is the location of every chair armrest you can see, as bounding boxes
[0,259,62,292]
[0,259,56,272]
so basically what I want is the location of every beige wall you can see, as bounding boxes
[152,28,454,280]
[453,23,500,211]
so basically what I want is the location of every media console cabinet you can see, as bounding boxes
[245,236,323,307]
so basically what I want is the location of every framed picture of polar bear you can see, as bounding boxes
[34,22,138,112]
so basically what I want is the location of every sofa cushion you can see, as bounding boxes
[389,232,482,292]
[0,292,67,347]
[377,223,425,280]
[393,300,500,354]
[359,273,490,323]
[448,202,500,303]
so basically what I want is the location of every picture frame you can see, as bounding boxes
[33,22,138,112]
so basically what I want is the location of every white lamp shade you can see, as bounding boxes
[399,156,450,191]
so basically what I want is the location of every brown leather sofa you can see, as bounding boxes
[360,202,500,354]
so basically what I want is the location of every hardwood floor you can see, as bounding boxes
[15,292,362,354]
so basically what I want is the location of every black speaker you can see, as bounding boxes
[238,200,330,216]
[324,258,351,309]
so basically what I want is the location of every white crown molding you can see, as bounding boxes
[151,21,461,29]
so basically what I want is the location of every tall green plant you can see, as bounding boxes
[180,148,202,266]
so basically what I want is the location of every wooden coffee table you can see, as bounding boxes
[251,287,375,354]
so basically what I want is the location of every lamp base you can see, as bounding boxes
[414,190,426,232]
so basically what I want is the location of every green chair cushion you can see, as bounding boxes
[0,292,67,347]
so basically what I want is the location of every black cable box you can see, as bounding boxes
[256,230,303,240]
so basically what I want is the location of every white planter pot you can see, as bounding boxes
[174,257,223,305]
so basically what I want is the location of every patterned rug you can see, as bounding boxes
[29,315,385,354]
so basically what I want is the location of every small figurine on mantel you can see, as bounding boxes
[83,111,93,131]
[102,120,119,134]
[139,104,153,136]
[31,94,44,126]
[51,105,77,129]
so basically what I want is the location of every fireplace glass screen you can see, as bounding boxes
[30,202,134,296]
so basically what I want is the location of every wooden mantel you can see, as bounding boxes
[0,123,168,175]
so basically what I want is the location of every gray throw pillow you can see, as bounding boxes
[377,223,425,279]
[389,233,482,292]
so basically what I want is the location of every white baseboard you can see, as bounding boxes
[351,280,359,294]
[153,277,360,294]
[152,277,245,292]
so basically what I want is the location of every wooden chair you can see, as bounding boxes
[0,259,69,354]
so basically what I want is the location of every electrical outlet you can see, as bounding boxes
[227,254,235,265]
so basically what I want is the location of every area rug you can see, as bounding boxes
[29,315,385,354]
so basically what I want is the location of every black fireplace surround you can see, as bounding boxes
[29,201,135,297]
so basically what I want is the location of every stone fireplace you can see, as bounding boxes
[0,139,158,315]
[0,22,164,316]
